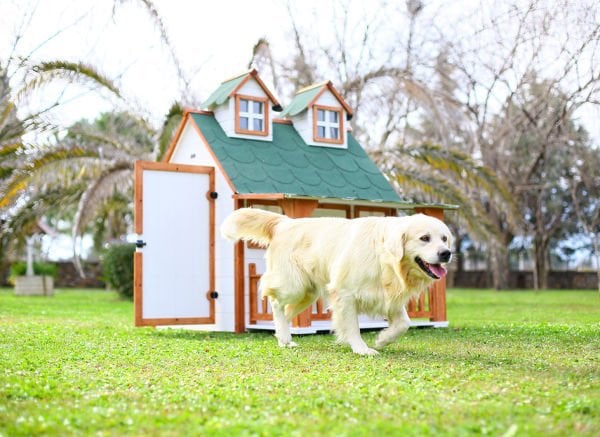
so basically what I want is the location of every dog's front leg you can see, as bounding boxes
[375,306,411,349]
[331,296,378,356]
[271,299,297,348]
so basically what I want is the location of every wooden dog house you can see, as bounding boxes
[133,70,454,333]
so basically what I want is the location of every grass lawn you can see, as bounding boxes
[1,288,598,436]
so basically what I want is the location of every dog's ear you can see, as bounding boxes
[382,227,406,262]
[380,224,408,289]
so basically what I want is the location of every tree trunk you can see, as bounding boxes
[454,233,465,273]
[490,242,510,290]
[26,236,35,276]
[534,235,549,290]
[592,233,600,293]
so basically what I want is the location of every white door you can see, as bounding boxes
[133,161,216,326]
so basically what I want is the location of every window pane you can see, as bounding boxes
[317,109,325,121]
[318,126,326,138]
[329,111,339,122]
[252,101,263,114]
[329,127,339,139]
[240,99,248,112]
[240,117,249,130]
[253,119,263,131]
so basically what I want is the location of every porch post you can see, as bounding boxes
[278,198,319,328]
[414,207,447,323]
[234,198,246,333]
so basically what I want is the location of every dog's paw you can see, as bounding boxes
[352,346,379,356]
[374,339,390,349]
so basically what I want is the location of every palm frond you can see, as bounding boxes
[0,102,25,143]
[0,142,22,157]
[0,100,17,128]
[0,149,99,209]
[67,129,137,155]
[17,61,121,102]
[412,144,521,231]
[373,140,522,242]
[405,144,513,202]
[376,143,521,233]
[72,164,132,237]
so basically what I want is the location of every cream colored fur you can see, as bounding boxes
[221,207,453,355]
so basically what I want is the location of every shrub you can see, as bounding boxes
[102,243,136,298]
[9,261,58,284]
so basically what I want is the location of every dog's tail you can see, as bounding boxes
[220,208,287,247]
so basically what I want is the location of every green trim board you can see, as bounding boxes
[277,195,459,210]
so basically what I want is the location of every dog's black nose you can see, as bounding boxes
[438,250,452,263]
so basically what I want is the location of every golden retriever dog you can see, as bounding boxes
[221,208,453,355]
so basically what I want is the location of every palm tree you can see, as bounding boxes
[0,58,128,273]
[1,106,183,276]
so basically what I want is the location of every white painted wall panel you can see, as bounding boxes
[142,170,211,319]
[214,104,234,137]
[315,91,339,107]
[238,80,263,96]
[294,111,311,146]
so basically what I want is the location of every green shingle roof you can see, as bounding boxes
[202,72,248,109]
[190,113,409,204]
[279,83,324,118]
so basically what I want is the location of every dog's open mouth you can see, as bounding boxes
[415,257,447,280]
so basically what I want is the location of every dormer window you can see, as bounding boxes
[313,105,343,144]
[236,95,269,136]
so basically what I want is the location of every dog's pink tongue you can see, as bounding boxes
[430,264,447,278]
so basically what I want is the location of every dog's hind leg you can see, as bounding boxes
[331,294,378,356]
[270,298,297,348]
[375,305,411,349]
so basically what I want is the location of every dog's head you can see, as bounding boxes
[383,214,453,283]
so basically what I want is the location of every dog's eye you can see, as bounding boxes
[420,235,431,242]
[442,235,448,243]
